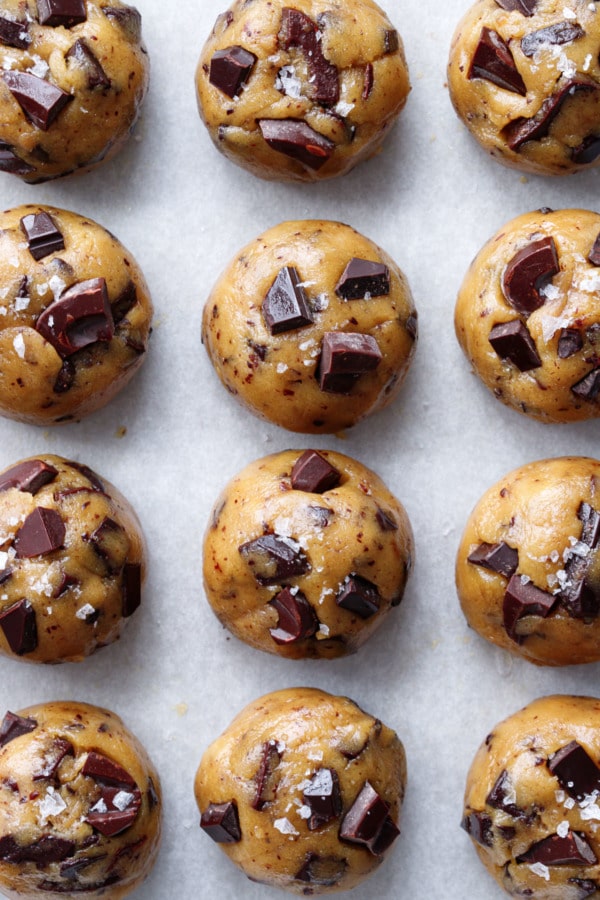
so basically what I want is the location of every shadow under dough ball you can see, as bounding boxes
[195,0,410,182]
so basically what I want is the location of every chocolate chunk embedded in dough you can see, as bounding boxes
[0,600,37,655]
[291,450,341,493]
[335,258,391,299]
[263,266,313,334]
[20,211,65,261]
[488,320,542,371]
[521,22,585,58]
[0,459,58,495]
[2,71,72,130]
[502,237,559,314]
[469,28,526,96]
[36,278,114,358]
[548,741,600,800]
[258,119,335,170]
[200,801,241,843]
[37,0,87,27]
[468,542,519,578]
[209,45,256,98]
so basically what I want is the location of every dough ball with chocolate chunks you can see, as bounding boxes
[202,220,417,433]
[0,204,152,425]
[456,456,600,667]
[0,453,145,664]
[0,700,161,899]
[0,0,148,183]
[195,687,406,894]
[455,208,600,423]
[195,0,410,182]
[448,0,600,175]
[462,694,600,898]
[203,449,413,659]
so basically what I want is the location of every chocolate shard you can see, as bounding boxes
[503,574,557,643]
[295,853,347,887]
[258,119,335,170]
[238,533,310,585]
[589,232,600,267]
[87,517,126,574]
[384,29,399,54]
[269,587,318,644]
[521,22,585,58]
[560,501,600,619]
[82,752,136,787]
[489,320,542,371]
[0,459,58,495]
[111,281,137,325]
[252,740,281,810]
[469,27,526,95]
[14,507,65,558]
[579,501,600,549]
[504,78,598,151]
[494,0,537,12]
[362,63,374,100]
[200,801,241,843]
[486,770,525,818]
[339,782,398,856]
[376,507,398,532]
[209,45,256,98]
[517,832,597,866]
[103,6,142,42]
[573,135,600,166]
[36,277,114,359]
[572,367,600,403]
[20,211,65,261]
[33,738,74,781]
[2,71,72,131]
[86,791,141,837]
[0,142,35,176]
[335,258,390,300]
[54,359,75,394]
[67,461,106,493]
[569,879,599,899]
[548,740,600,799]
[336,574,381,619]
[461,810,494,847]
[468,542,519,578]
[0,835,75,865]
[0,15,30,49]
[122,562,141,618]
[318,331,382,394]
[66,38,111,90]
[279,8,339,106]
[558,328,583,359]
[291,450,341,493]
[37,0,87,27]
[60,854,108,880]
[303,768,342,830]
[262,266,313,335]
[0,600,37,655]
[0,711,38,747]
[502,237,559,314]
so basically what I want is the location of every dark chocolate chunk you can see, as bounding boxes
[252,740,281,810]
[54,359,75,394]
[66,461,106,493]
[111,281,137,325]
[521,22,585,57]
[86,791,141,837]
[103,6,142,42]
[469,28,526,95]
[362,63,374,100]
[486,770,525,818]
[489,320,542,371]
[2,71,72,131]
[303,768,342,830]
[569,879,599,899]
[0,834,75,864]
[558,328,583,358]
[461,811,494,847]
[122,562,141,618]
[318,331,382,393]
[82,751,136,787]
[561,502,600,619]
[279,8,339,106]
[339,782,398,856]
[548,740,600,799]
[384,29,399,53]
[209,45,256,98]
[0,711,37,747]
[517,832,597,866]
[87,517,125,574]
[336,574,381,619]
[0,15,30,49]
[262,266,313,335]
[0,600,37,655]
[291,450,341,493]
[0,142,35,176]
[14,507,65,558]
[33,738,73,781]
[36,278,114,358]
[20,211,64,261]
[37,0,87,27]
[269,587,318,644]
[335,258,390,300]
[579,501,600,549]
[0,459,58,495]
[258,119,335,170]
[502,237,559,314]
[66,38,111,90]
[504,78,598,152]
[589,232,600,266]
[572,367,600,402]
[376,507,398,532]
[238,533,310,585]
[468,542,519,578]
[503,574,557,643]
[200,801,241,843]
[494,0,537,12]
[573,135,600,165]
[295,854,347,887]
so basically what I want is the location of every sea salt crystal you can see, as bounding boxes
[584,53,593,71]
[297,805,311,820]
[12,334,25,359]
[578,269,600,293]
[39,787,67,824]
[317,623,330,637]
[274,817,299,836]
[335,100,354,117]
[557,819,570,838]
[563,7,576,18]
[29,55,49,78]
[276,362,288,374]
[76,604,96,621]
[90,798,108,814]
[14,293,29,312]
[113,790,134,811]
[275,65,303,99]
[49,274,66,299]
[529,862,550,881]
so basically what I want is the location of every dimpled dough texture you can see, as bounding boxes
[195,0,410,182]
[455,209,600,423]
[448,0,600,175]
[195,687,406,894]
[0,454,145,664]
[0,700,161,899]
[0,204,152,425]
[203,449,413,659]
[202,220,417,434]
[0,0,149,183]
[462,695,600,899]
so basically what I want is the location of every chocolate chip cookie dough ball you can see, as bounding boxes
[0,454,145,664]
[456,456,600,667]
[0,700,161,899]
[448,0,600,175]
[203,449,413,659]
[202,220,417,434]
[0,0,149,183]
[455,208,600,423]
[195,0,410,182]
[462,694,600,899]
[0,204,152,425]
[195,687,406,894]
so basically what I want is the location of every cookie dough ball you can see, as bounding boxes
[0,454,145,664]
[0,0,149,183]
[203,449,413,660]
[195,0,410,182]
[0,700,161,899]
[462,694,600,898]
[456,456,600,667]
[448,0,600,176]
[455,208,600,423]
[195,687,406,894]
[202,220,417,433]
[0,204,152,425]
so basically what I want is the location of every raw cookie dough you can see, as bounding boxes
[0,453,145,664]
[447,0,600,176]
[0,203,152,425]
[456,456,600,667]
[0,0,149,183]
[203,449,413,659]
[462,694,600,899]
[195,687,406,894]
[455,208,600,423]
[0,700,161,899]
[195,0,410,182]
[202,220,417,434]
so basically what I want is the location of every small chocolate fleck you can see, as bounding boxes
[122,562,141,618]
[303,768,342,830]
[573,135,600,165]
[103,6,142,42]
[548,741,600,799]
[252,740,281,810]
[262,266,313,335]
[0,600,37,655]
[558,328,583,358]
[503,574,556,643]
[335,258,390,300]
[469,28,526,95]
[269,587,318,644]
[2,71,72,131]
[0,711,37,747]
[589,232,600,267]
[517,832,597,866]
[340,781,398,856]
[209,45,256,98]
[362,63,374,100]
[20,211,64,261]
[36,277,114,358]
[295,853,347,887]
[489,320,542,371]
[504,78,598,152]
[200,801,241,843]
[336,574,381,619]
[521,22,585,58]
[239,533,310,585]
[0,15,30,49]
[37,0,87,27]
[502,237,559,315]
[467,542,519,578]
[461,811,494,847]
[14,507,65,558]
[66,38,111,90]
[279,8,339,106]
[259,119,335,170]
[291,450,341,493]
[318,331,382,394]
[572,367,600,402]
[0,459,58,495]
